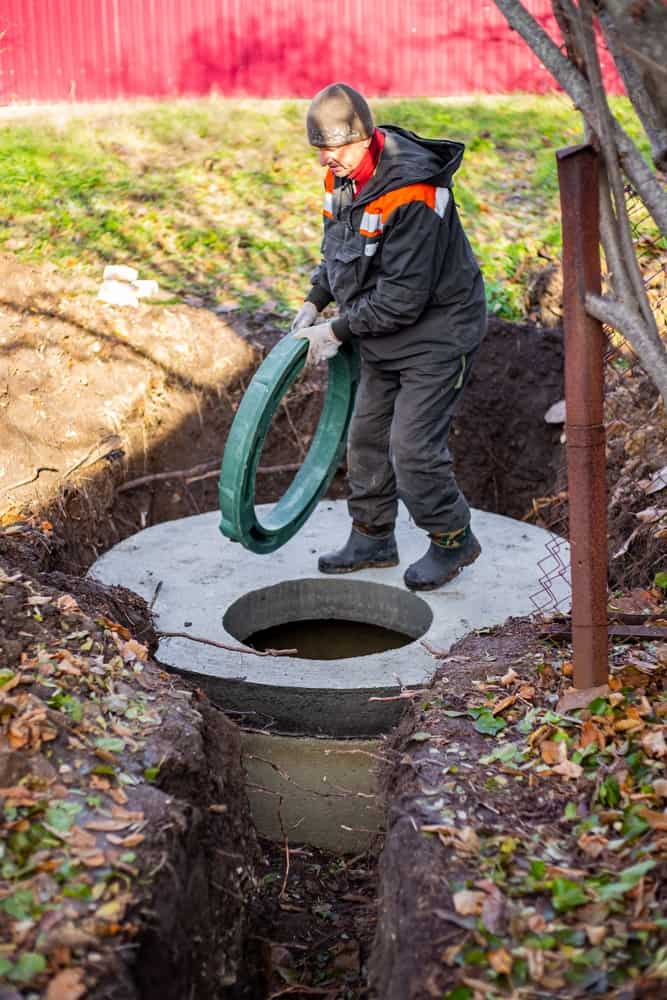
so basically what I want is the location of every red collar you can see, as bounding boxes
[349,128,385,198]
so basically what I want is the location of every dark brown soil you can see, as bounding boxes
[237,839,378,999]
[0,562,258,999]
[451,318,564,520]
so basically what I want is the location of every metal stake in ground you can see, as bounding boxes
[556,144,608,688]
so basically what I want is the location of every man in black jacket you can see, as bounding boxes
[292,83,487,591]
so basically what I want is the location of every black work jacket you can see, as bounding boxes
[307,125,486,364]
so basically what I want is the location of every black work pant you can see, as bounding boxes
[346,349,477,535]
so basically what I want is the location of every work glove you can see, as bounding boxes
[293,322,341,366]
[290,301,319,332]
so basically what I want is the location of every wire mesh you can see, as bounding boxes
[529,177,666,612]
[602,185,667,591]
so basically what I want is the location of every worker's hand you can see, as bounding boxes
[293,322,341,366]
[290,301,319,333]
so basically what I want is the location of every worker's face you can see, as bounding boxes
[316,137,371,177]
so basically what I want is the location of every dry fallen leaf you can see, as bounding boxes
[456,826,481,855]
[421,823,480,855]
[453,889,486,915]
[639,807,667,831]
[56,594,80,614]
[642,729,667,758]
[635,506,667,523]
[120,638,148,662]
[107,832,145,847]
[85,818,132,832]
[68,826,97,849]
[578,832,607,858]
[580,719,605,750]
[585,925,607,946]
[488,947,513,975]
[98,616,132,639]
[111,806,144,821]
[552,759,583,779]
[46,967,86,1000]
[652,779,667,799]
[557,684,609,714]
[96,893,132,922]
[615,717,645,733]
[492,694,516,716]
[500,667,519,686]
[540,740,567,765]
[78,850,107,868]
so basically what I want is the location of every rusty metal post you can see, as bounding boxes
[556,144,608,689]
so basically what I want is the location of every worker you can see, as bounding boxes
[291,83,486,591]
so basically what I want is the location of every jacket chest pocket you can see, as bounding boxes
[324,228,367,303]
[334,235,364,264]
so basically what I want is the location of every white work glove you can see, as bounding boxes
[290,301,319,332]
[293,322,341,366]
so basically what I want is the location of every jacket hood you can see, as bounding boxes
[356,125,464,203]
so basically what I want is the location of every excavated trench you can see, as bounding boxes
[2,316,566,997]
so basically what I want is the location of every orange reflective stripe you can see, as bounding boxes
[369,184,437,225]
[323,170,335,218]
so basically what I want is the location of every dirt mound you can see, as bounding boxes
[2,248,663,596]
[452,317,564,520]
[0,252,254,518]
[0,253,567,577]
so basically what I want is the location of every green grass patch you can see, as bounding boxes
[0,95,647,318]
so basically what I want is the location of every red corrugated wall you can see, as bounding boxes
[0,0,621,103]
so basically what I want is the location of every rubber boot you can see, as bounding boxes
[318,527,399,574]
[404,526,481,591]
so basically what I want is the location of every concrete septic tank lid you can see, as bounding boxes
[89,501,570,736]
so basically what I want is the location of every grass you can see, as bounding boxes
[0,95,649,320]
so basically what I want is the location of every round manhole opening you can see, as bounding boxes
[223,578,433,661]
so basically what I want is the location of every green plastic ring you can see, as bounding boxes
[218,334,360,554]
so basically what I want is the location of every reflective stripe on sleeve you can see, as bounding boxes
[323,192,333,218]
[360,211,383,238]
[435,187,450,217]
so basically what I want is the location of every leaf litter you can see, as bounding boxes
[387,602,667,999]
[0,568,166,991]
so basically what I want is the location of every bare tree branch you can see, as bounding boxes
[552,0,586,71]
[579,0,658,334]
[593,86,667,404]
[493,0,667,235]
[601,1,667,126]
[494,0,667,406]
[586,293,667,403]
[597,9,667,170]
[598,165,633,303]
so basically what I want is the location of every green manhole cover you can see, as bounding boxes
[219,335,359,553]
